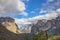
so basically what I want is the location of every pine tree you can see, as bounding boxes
[32,31,48,40]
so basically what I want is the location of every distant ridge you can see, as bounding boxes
[31,15,60,34]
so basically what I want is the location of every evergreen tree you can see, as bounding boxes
[32,31,48,40]
[23,35,29,40]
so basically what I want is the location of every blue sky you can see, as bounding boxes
[14,0,60,19]
[0,0,60,24]
[14,0,60,32]
[0,0,60,32]
[14,0,47,18]
[12,0,60,25]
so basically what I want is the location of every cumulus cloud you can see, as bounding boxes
[0,0,26,16]
[15,8,60,33]
[15,8,59,25]
[14,0,60,33]
[57,8,60,13]
[14,0,60,25]
[19,12,28,16]
[15,18,32,24]
[30,11,58,20]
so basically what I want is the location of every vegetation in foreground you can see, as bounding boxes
[24,31,60,40]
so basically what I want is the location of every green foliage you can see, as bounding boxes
[32,31,49,40]
[48,35,60,40]
[22,31,60,40]
[32,35,38,40]
[23,35,29,40]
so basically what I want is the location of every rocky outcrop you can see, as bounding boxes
[0,17,24,40]
[31,19,53,34]
[0,23,22,40]
[0,17,21,34]
[18,24,32,33]
[47,16,60,34]
[31,16,60,34]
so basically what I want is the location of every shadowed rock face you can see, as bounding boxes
[31,16,60,35]
[31,20,53,34]
[0,17,21,34]
[0,17,25,40]
[0,17,14,22]
[0,23,22,40]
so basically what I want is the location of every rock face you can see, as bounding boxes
[31,16,60,34]
[0,17,21,34]
[0,23,22,40]
[31,20,53,34]
[0,17,24,40]
[18,24,32,33]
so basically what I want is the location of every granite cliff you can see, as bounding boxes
[0,17,23,40]
[0,17,21,34]
[31,16,60,34]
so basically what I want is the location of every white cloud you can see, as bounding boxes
[19,12,28,16]
[15,8,59,25]
[57,8,60,13]
[29,11,58,20]
[15,18,32,24]
[0,0,27,16]
[56,8,60,15]
[40,9,47,13]
[14,0,60,33]
[15,8,60,33]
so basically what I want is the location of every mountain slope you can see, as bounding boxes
[31,16,60,34]
[0,17,23,40]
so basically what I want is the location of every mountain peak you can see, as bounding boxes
[0,17,21,34]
